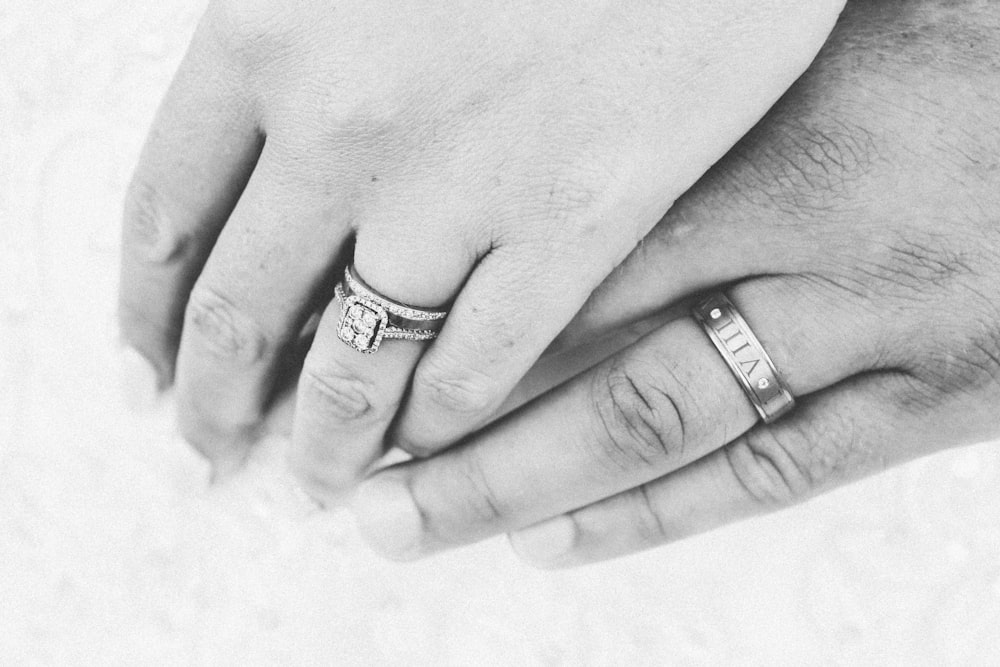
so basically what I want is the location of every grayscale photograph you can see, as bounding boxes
[2,0,999,663]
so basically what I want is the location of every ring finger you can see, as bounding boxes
[509,371,927,567]
[288,223,476,504]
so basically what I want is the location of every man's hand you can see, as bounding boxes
[349,0,1000,566]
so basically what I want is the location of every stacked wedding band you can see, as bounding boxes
[334,265,448,354]
[692,292,795,424]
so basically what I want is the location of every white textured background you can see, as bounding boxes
[2,1,1000,664]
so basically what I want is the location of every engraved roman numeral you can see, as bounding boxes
[739,357,761,376]
[711,315,763,379]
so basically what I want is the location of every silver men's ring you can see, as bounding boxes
[692,292,795,424]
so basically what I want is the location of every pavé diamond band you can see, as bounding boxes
[334,265,448,354]
[692,292,795,424]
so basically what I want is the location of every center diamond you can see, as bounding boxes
[338,296,388,353]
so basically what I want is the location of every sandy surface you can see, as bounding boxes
[2,1,1000,663]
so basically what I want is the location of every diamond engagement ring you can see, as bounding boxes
[333,265,449,354]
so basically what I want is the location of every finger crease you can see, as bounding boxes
[636,483,668,542]
[457,455,505,530]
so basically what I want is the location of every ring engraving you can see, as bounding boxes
[692,292,795,424]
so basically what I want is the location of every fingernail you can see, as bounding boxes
[119,346,162,410]
[510,515,576,567]
[350,475,424,561]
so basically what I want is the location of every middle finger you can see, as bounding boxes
[174,140,353,470]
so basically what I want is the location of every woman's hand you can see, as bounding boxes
[118,0,844,498]
[348,0,1000,565]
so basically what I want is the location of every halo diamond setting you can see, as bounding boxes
[338,295,389,353]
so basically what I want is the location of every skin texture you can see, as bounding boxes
[119,0,846,496]
[345,0,1000,565]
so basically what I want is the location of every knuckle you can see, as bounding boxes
[840,225,1000,400]
[955,327,1000,391]
[861,231,1000,400]
[544,169,605,221]
[122,179,188,265]
[184,286,268,366]
[862,230,973,302]
[300,357,383,424]
[413,358,498,418]
[890,372,944,414]
[727,114,881,220]
[905,325,1000,402]
[590,356,686,472]
[500,158,621,248]
[723,427,816,507]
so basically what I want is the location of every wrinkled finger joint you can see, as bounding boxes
[723,428,815,507]
[906,333,1000,402]
[728,115,880,219]
[857,230,977,304]
[413,359,498,418]
[591,358,686,473]
[300,359,383,424]
[185,286,269,366]
[123,179,189,265]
